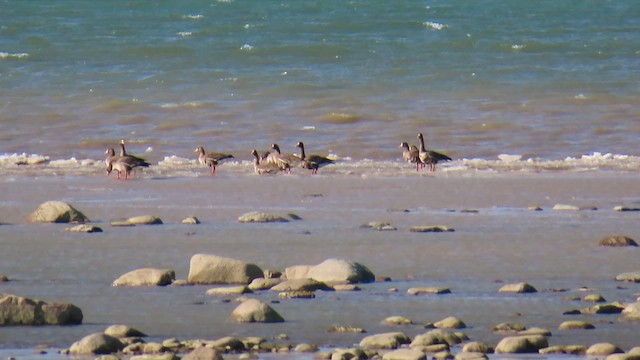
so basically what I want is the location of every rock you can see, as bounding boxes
[582,302,625,314]
[0,275,8,282]
[69,333,124,355]
[96,355,121,360]
[410,329,463,347]
[270,278,332,292]
[434,316,466,329]
[527,206,543,211]
[65,224,103,233]
[409,226,454,233]
[407,287,451,295]
[359,332,411,349]
[187,254,263,284]
[583,293,606,302]
[238,211,290,223]
[333,284,361,291]
[294,344,318,353]
[181,216,201,225]
[518,327,552,336]
[493,322,526,333]
[113,268,175,286]
[606,354,640,360]
[0,294,83,325]
[26,201,89,223]
[553,204,597,211]
[307,259,375,284]
[331,348,367,360]
[104,324,147,338]
[130,354,179,360]
[630,347,640,355]
[455,353,488,360]
[616,272,640,282]
[327,326,366,333]
[118,215,163,226]
[208,336,246,351]
[278,291,315,299]
[461,342,494,354]
[182,346,223,360]
[539,345,587,355]
[621,301,640,320]
[360,222,397,231]
[586,343,624,356]
[382,316,413,325]
[494,335,548,354]
[598,236,638,247]
[206,286,252,296]
[228,298,284,323]
[142,342,168,354]
[382,348,426,360]
[613,206,640,212]
[498,282,537,293]
[248,278,280,291]
[283,265,313,280]
[558,321,595,330]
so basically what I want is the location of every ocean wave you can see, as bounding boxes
[0,52,29,59]
[182,14,203,20]
[423,21,447,30]
[2,152,640,177]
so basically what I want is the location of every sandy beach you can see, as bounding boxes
[0,171,639,359]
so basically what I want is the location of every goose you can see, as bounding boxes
[119,140,150,168]
[105,153,150,180]
[296,141,334,174]
[105,148,117,175]
[265,143,300,173]
[417,133,451,172]
[399,142,421,171]
[251,149,286,175]
[194,146,234,175]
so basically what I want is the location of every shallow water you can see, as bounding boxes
[0,172,639,357]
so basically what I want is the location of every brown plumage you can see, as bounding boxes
[417,133,451,172]
[265,143,300,173]
[296,141,334,174]
[195,146,234,175]
[399,142,421,171]
[251,149,286,175]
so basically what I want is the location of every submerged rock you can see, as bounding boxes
[104,324,147,338]
[238,211,290,223]
[26,201,90,223]
[498,282,537,293]
[181,216,201,225]
[359,332,411,349]
[65,224,103,233]
[598,235,638,247]
[409,226,454,233]
[360,222,397,231]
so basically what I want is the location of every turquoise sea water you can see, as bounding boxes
[1,0,639,166]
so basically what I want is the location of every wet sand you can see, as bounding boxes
[0,172,639,357]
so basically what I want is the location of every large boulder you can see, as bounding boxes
[26,201,89,223]
[69,332,124,355]
[308,259,375,284]
[0,294,83,325]
[359,332,411,349]
[112,268,175,286]
[283,265,313,280]
[228,299,284,323]
[494,335,548,354]
[187,254,263,284]
[104,324,147,338]
[586,343,624,356]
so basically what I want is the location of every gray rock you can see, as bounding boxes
[586,343,624,356]
[112,268,175,287]
[248,278,280,290]
[308,259,375,284]
[598,235,638,247]
[494,335,548,354]
[130,354,178,360]
[583,293,606,302]
[410,329,463,347]
[382,316,413,325]
[294,344,319,353]
[187,254,263,284]
[407,287,451,295]
[206,285,252,296]
[539,345,586,355]
[181,346,223,360]
[581,302,625,314]
[434,316,466,329]
[69,333,124,355]
[228,298,284,323]
[327,326,366,333]
[359,332,411,349]
[615,272,640,282]
[382,348,426,360]
[283,265,313,280]
[207,336,246,351]
[606,354,640,360]
[238,211,290,223]
[270,278,332,292]
[518,327,552,336]
[498,282,537,293]
[461,342,494,354]
[409,226,454,233]
[26,201,90,223]
[613,206,640,212]
[360,222,397,231]
[621,301,640,320]
[104,324,147,338]
[65,224,103,233]
[0,294,83,325]
[124,215,163,225]
[454,353,488,360]
[493,322,527,333]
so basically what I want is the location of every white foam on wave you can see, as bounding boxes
[240,44,254,51]
[423,21,447,30]
[0,52,29,59]
[177,31,193,37]
[0,153,49,166]
[182,14,203,20]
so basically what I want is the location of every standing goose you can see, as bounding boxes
[265,143,300,173]
[417,133,451,172]
[105,148,117,175]
[194,146,234,175]
[296,141,334,174]
[113,140,151,179]
[251,149,287,175]
[399,142,421,171]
